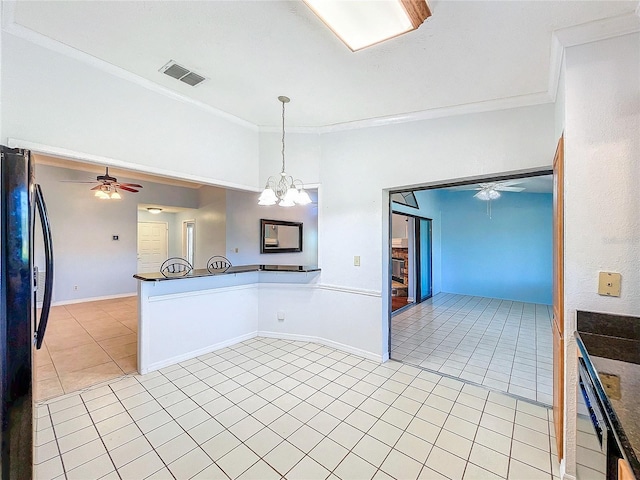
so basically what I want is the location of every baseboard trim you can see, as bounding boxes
[141,331,258,374]
[140,331,384,375]
[257,330,382,362]
[50,292,136,307]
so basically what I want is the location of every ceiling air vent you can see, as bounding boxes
[159,61,206,87]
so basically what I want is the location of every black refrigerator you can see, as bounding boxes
[1,146,53,479]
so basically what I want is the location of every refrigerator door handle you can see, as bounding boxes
[34,183,54,349]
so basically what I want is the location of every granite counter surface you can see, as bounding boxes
[133,264,320,281]
[577,310,640,478]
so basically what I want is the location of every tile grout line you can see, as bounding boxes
[39,334,557,480]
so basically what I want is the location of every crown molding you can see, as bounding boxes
[1,1,258,132]
[553,11,640,48]
[259,92,553,134]
[3,2,639,134]
[546,11,640,102]
[315,92,553,133]
[259,126,322,134]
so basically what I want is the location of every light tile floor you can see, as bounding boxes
[35,337,560,480]
[392,293,553,405]
[35,297,138,401]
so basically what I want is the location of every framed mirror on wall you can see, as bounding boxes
[260,219,303,253]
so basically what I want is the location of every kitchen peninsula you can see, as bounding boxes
[134,265,320,374]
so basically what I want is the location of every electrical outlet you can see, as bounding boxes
[598,272,621,297]
[277,311,285,321]
[73,285,78,291]
[354,256,361,266]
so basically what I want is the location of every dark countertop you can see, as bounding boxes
[576,310,640,478]
[133,264,320,281]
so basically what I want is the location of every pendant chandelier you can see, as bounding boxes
[258,96,312,207]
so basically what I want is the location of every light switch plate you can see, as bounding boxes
[598,272,621,297]
[354,256,361,266]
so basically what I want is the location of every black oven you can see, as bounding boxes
[577,357,622,480]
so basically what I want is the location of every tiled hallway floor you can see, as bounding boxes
[35,337,559,480]
[391,293,553,405]
[35,297,138,401]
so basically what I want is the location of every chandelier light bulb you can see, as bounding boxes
[284,187,300,204]
[296,189,312,205]
[279,198,295,207]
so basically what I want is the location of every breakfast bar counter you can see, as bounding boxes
[134,264,320,374]
[134,264,320,281]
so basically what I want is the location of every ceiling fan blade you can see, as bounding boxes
[495,186,525,192]
[90,185,104,191]
[496,179,524,187]
[450,185,482,191]
[119,183,143,188]
[119,186,139,193]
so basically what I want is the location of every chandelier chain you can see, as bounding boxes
[258,95,311,207]
[281,99,286,174]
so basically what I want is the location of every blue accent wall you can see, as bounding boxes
[439,190,553,305]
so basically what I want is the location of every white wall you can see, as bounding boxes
[317,104,556,358]
[562,32,640,477]
[320,104,555,291]
[34,163,200,303]
[259,131,322,187]
[225,188,318,266]
[2,34,259,189]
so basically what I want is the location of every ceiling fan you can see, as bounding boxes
[61,167,143,199]
[456,180,525,218]
[459,180,525,200]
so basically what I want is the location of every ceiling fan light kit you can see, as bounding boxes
[94,184,122,200]
[303,0,431,51]
[258,96,312,207]
[469,181,526,219]
[474,187,501,201]
[63,167,143,199]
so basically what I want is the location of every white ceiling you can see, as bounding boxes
[11,0,638,127]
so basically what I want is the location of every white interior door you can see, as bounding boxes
[137,222,168,273]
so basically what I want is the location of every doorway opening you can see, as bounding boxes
[388,169,555,404]
[391,213,432,313]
